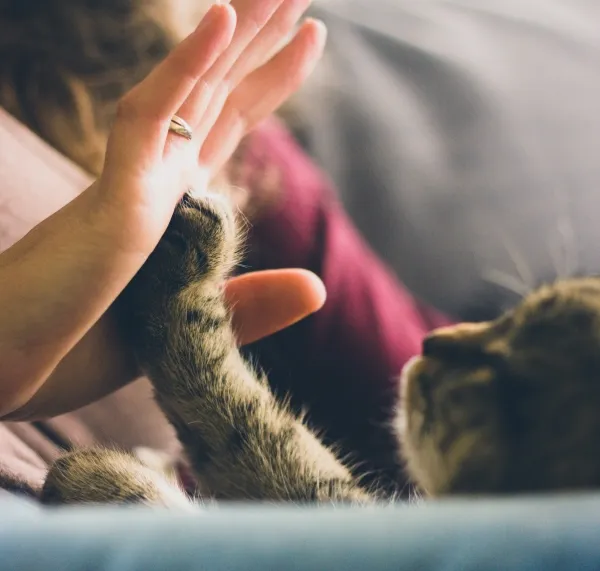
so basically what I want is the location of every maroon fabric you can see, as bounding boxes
[237,119,452,492]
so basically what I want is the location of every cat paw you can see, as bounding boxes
[41,449,194,510]
[148,191,238,291]
[119,190,238,334]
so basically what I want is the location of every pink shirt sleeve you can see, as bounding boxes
[235,118,451,493]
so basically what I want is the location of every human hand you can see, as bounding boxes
[93,0,326,257]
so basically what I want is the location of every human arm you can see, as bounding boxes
[0,0,327,419]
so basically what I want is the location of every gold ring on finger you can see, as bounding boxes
[169,115,193,140]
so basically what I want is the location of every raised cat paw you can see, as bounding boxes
[136,191,237,294]
[119,191,238,365]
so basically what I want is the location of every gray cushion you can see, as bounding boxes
[299,0,600,319]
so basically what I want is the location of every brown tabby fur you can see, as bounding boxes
[42,191,373,506]
[1,1,599,506]
[400,279,600,496]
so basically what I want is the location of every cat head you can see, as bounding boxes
[399,277,600,496]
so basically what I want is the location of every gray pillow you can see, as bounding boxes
[297,0,600,320]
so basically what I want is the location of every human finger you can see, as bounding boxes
[223,0,311,89]
[224,269,326,346]
[199,18,326,171]
[175,0,286,132]
[104,4,236,168]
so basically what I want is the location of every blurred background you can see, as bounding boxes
[291,0,600,321]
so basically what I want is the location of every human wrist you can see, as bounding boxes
[83,172,182,261]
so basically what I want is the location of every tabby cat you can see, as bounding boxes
[34,192,600,505]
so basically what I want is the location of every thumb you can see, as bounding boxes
[224,269,326,346]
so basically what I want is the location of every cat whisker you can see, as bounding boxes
[549,206,578,280]
[511,130,579,281]
[495,226,536,290]
[232,192,252,233]
[482,268,531,299]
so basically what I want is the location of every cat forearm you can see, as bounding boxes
[147,295,372,503]
[126,197,373,504]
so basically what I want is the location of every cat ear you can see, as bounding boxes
[423,321,510,361]
[423,322,488,354]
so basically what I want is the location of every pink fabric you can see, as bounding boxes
[238,119,451,492]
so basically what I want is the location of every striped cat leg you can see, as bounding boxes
[122,194,374,503]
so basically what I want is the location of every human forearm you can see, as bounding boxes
[0,187,150,416]
[1,308,137,421]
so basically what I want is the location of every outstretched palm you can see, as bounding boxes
[96,0,325,256]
